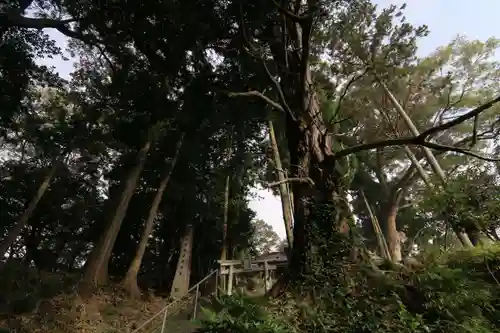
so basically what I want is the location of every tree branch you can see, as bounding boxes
[392,125,500,189]
[266,177,314,188]
[336,136,500,162]
[238,5,296,121]
[228,91,284,113]
[420,95,500,139]
[423,141,500,162]
[3,14,75,30]
[334,95,500,160]
[4,13,102,48]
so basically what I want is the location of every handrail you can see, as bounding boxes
[131,269,218,333]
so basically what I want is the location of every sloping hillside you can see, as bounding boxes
[0,262,200,333]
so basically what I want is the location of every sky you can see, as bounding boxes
[37,0,500,239]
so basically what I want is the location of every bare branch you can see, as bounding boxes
[423,141,500,162]
[259,54,297,121]
[3,14,75,29]
[3,13,100,46]
[238,6,296,121]
[228,91,284,113]
[420,95,500,139]
[328,70,367,128]
[392,125,499,189]
[335,136,500,162]
[266,177,315,188]
[334,95,500,160]
[378,108,432,188]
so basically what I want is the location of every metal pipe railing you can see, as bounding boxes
[159,304,169,333]
[192,284,200,320]
[131,269,218,333]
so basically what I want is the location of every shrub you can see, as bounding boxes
[195,295,294,333]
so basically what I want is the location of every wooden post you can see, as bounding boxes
[215,269,219,297]
[263,261,269,295]
[227,265,234,295]
[243,255,251,269]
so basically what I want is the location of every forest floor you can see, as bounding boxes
[0,263,199,333]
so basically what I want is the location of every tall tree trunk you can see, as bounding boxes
[220,175,230,261]
[0,162,57,259]
[465,227,482,246]
[456,230,474,247]
[263,9,351,292]
[267,119,294,250]
[284,66,351,279]
[383,189,404,262]
[361,191,390,260]
[402,146,431,187]
[81,137,152,292]
[288,184,294,213]
[122,133,184,297]
[379,80,474,248]
[220,136,233,262]
[379,80,446,181]
[170,226,194,298]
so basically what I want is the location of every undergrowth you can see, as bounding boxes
[196,205,500,333]
[0,261,167,333]
[198,245,500,333]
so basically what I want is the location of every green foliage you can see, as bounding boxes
[250,219,281,256]
[348,35,500,252]
[196,203,500,333]
[420,166,500,241]
[405,245,500,332]
[196,295,293,333]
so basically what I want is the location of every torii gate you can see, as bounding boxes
[217,251,288,296]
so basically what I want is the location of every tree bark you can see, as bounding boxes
[284,65,351,279]
[259,5,352,292]
[0,162,58,259]
[465,228,482,246]
[402,146,431,187]
[383,190,404,262]
[81,136,152,292]
[220,175,231,261]
[122,133,184,297]
[267,119,294,251]
[361,191,390,260]
[220,136,233,261]
[456,230,474,247]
